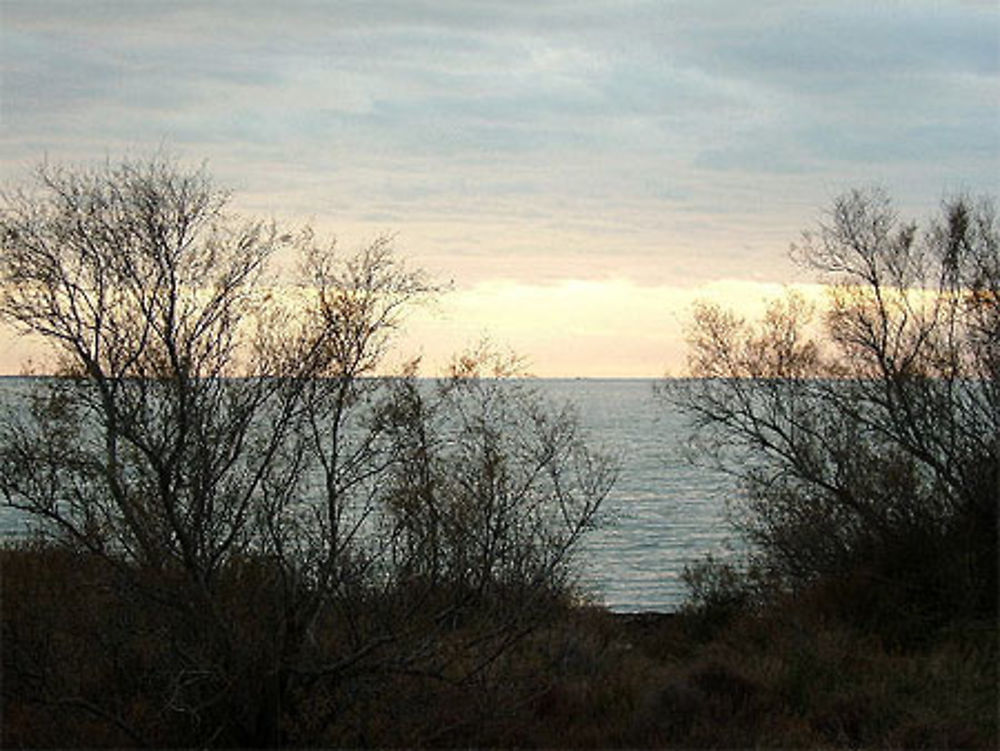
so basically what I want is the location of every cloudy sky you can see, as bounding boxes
[1,0,997,375]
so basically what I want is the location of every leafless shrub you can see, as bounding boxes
[666,188,998,630]
[0,156,614,746]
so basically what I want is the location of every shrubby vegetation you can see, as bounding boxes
[667,188,998,643]
[0,157,613,746]
[3,541,995,747]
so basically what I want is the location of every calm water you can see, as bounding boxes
[0,377,738,612]
[539,379,735,612]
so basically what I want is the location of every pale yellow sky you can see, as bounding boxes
[391,278,822,378]
[0,278,824,378]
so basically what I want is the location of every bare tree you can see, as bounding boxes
[0,157,614,746]
[0,158,288,575]
[666,189,998,626]
[382,345,612,609]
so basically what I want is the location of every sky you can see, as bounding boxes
[1,0,997,376]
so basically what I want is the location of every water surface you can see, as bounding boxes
[0,377,738,612]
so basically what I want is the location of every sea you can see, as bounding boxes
[0,377,738,613]
[541,379,735,612]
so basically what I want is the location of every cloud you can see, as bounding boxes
[1,0,996,310]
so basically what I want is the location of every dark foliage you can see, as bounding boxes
[666,188,998,641]
[0,157,613,747]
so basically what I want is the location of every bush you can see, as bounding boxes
[667,188,998,635]
[0,156,614,747]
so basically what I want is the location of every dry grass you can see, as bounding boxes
[2,541,996,748]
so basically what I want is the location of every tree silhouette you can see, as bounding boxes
[668,188,998,631]
[0,156,614,745]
